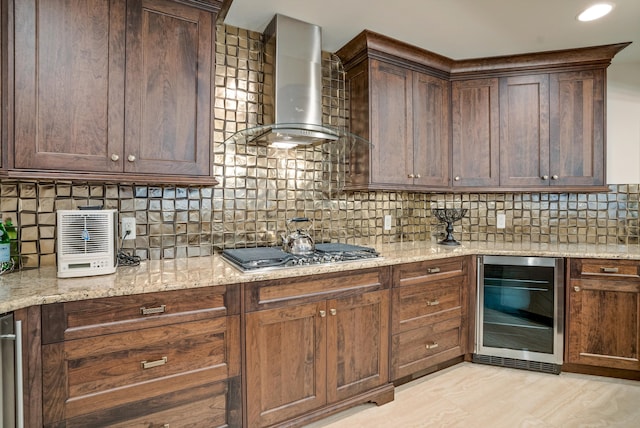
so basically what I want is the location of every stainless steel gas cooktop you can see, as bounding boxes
[221,243,380,272]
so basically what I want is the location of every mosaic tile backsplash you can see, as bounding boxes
[2,24,639,269]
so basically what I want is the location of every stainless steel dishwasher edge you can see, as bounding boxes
[1,313,24,428]
[474,256,564,374]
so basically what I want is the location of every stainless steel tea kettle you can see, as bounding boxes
[281,217,315,255]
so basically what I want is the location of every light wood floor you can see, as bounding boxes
[307,363,640,428]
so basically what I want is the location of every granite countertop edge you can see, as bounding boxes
[2,240,640,313]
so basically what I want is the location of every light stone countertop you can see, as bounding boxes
[2,240,640,314]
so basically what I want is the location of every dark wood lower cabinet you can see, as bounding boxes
[244,268,393,428]
[15,256,640,426]
[390,257,470,381]
[566,259,640,377]
[58,378,241,428]
[40,286,241,427]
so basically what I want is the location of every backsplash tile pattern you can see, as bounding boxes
[2,24,638,269]
[430,188,639,245]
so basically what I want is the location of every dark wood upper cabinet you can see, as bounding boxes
[13,0,126,174]
[499,74,551,187]
[451,78,500,187]
[1,0,4,170]
[549,70,605,187]
[124,0,212,177]
[338,30,629,192]
[412,71,450,188]
[9,0,219,184]
[338,34,451,192]
[368,60,413,187]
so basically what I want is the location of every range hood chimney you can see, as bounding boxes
[225,14,341,147]
[264,14,338,146]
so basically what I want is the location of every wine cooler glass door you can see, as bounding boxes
[476,256,564,365]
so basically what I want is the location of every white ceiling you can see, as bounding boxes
[224,0,640,64]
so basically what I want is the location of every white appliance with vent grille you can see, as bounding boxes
[56,209,118,278]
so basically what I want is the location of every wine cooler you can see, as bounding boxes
[474,256,564,374]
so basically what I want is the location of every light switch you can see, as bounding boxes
[497,213,506,229]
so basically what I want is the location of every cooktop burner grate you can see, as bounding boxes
[221,243,379,272]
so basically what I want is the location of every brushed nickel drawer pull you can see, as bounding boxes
[330,308,337,316]
[141,356,167,369]
[140,305,166,315]
[600,267,619,273]
[426,299,440,306]
[425,342,439,350]
[319,310,326,318]
[427,267,441,274]
[574,286,581,292]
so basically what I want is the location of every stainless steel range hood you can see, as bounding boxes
[225,14,349,148]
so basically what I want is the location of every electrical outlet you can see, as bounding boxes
[384,215,392,231]
[497,213,506,229]
[121,217,136,240]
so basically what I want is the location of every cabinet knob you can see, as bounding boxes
[408,173,415,178]
[111,154,120,162]
[415,174,421,179]
[426,299,440,307]
[573,286,581,292]
[427,267,441,274]
[425,342,439,350]
[454,176,460,181]
[330,308,337,316]
[127,155,136,162]
[551,175,559,180]
[541,175,549,180]
[319,310,326,318]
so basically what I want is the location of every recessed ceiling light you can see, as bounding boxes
[577,3,614,21]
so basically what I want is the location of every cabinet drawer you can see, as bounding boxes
[392,280,464,333]
[43,285,238,343]
[393,257,467,288]
[391,317,465,380]
[62,379,240,428]
[244,267,388,311]
[43,316,240,424]
[570,258,640,281]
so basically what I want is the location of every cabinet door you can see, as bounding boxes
[245,302,327,428]
[413,72,450,187]
[370,59,413,186]
[451,78,500,187]
[326,289,389,403]
[1,0,4,170]
[43,316,238,424]
[499,74,550,187]
[567,281,639,371]
[550,70,605,186]
[13,0,126,172]
[124,0,212,176]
